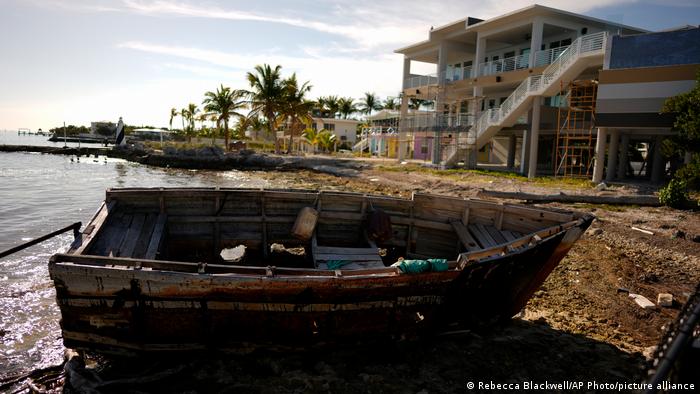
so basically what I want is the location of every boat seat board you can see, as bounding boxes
[144,213,167,260]
[468,224,498,249]
[311,232,384,270]
[450,220,481,252]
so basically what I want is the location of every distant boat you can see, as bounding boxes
[49,188,593,354]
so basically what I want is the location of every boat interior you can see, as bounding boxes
[69,188,580,271]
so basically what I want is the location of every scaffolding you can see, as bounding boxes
[554,80,598,177]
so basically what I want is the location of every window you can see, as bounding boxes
[488,99,496,109]
[518,48,530,69]
[323,123,335,131]
[311,123,318,131]
[560,38,572,47]
[340,135,347,141]
[499,97,507,105]
[550,41,560,49]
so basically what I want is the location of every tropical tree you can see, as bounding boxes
[184,103,200,142]
[338,97,357,119]
[409,98,427,110]
[180,107,188,133]
[246,64,285,153]
[658,70,700,206]
[317,130,337,152]
[383,97,398,110]
[360,92,382,116]
[317,95,340,118]
[277,74,314,154]
[302,127,321,153]
[203,84,247,150]
[169,107,178,131]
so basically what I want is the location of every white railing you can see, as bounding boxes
[402,112,473,129]
[472,32,607,138]
[444,66,473,82]
[404,73,438,89]
[477,53,530,76]
[534,46,570,67]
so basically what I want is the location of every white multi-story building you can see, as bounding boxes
[395,4,652,179]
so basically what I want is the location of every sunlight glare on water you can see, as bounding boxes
[0,140,272,376]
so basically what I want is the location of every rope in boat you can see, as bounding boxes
[0,222,81,259]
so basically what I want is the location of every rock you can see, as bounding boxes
[692,234,700,243]
[657,293,673,307]
[629,293,656,309]
[642,346,657,360]
[586,228,603,236]
[671,230,686,239]
[595,182,607,191]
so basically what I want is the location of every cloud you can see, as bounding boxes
[116,0,650,51]
[118,41,405,99]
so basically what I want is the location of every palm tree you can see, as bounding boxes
[246,64,285,153]
[184,103,199,143]
[318,95,340,118]
[302,127,320,153]
[317,130,337,153]
[180,107,189,140]
[277,73,314,154]
[338,97,357,119]
[169,108,178,131]
[203,84,247,150]
[383,97,398,110]
[360,92,382,117]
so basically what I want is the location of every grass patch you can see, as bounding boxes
[572,203,639,212]
[376,164,595,189]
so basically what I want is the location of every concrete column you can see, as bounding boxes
[473,35,486,78]
[402,57,411,89]
[605,129,620,182]
[651,136,666,183]
[527,97,542,179]
[617,134,630,179]
[592,127,607,183]
[398,94,410,160]
[529,18,544,68]
[520,129,530,174]
[437,43,448,84]
[507,134,517,170]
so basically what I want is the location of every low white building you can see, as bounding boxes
[309,117,361,147]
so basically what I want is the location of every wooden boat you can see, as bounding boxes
[49,188,593,354]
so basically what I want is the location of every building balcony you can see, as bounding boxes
[477,53,530,77]
[472,44,573,78]
[444,66,473,83]
[400,112,473,131]
[404,73,438,89]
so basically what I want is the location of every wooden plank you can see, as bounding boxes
[478,189,660,207]
[317,261,385,270]
[450,220,481,252]
[468,223,497,248]
[314,254,383,262]
[132,213,158,259]
[314,246,378,255]
[144,213,167,260]
[70,200,116,255]
[500,229,517,242]
[484,225,507,245]
[117,213,145,257]
[105,213,132,257]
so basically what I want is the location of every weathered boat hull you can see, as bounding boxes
[49,188,593,353]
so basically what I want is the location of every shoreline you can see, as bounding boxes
[0,144,365,177]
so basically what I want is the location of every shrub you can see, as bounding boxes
[659,179,689,208]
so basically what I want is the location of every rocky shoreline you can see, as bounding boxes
[0,144,365,177]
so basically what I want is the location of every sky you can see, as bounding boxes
[0,0,698,130]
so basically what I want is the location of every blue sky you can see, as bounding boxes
[0,0,698,130]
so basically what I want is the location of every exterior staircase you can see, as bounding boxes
[442,32,608,168]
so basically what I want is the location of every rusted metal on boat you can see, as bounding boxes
[48,188,594,354]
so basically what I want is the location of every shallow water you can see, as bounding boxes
[0,139,272,378]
